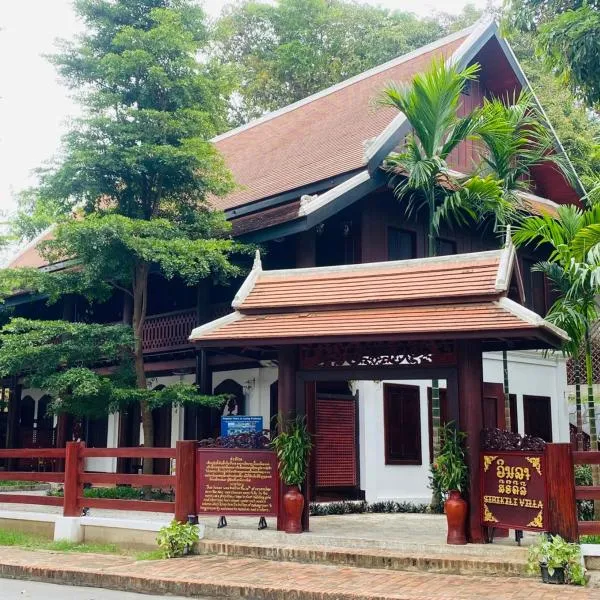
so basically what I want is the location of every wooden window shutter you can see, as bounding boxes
[384,384,422,465]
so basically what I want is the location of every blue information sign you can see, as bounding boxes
[221,415,263,437]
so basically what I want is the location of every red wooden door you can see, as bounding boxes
[523,395,552,442]
[482,382,506,430]
[314,394,358,491]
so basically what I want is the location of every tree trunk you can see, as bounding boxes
[502,350,511,431]
[584,328,599,517]
[575,355,583,451]
[132,261,153,475]
[428,190,442,510]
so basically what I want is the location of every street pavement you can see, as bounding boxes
[0,578,200,599]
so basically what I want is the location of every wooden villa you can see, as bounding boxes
[1,20,582,541]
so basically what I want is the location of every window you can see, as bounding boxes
[384,384,422,465]
[83,416,109,448]
[523,395,552,442]
[522,258,547,315]
[436,238,457,256]
[387,228,416,261]
[509,394,518,434]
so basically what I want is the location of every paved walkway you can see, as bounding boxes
[0,577,198,600]
[0,546,596,600]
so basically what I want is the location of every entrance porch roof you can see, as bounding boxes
[189,241,568,351]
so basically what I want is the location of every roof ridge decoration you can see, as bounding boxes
[495,227,515,293]
[211,25,477,145]
[231,249,263,309]
[255,248,503,279]
[495,297,569,341]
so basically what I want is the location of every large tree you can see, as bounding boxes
[505,32,600,202]
[212,0,455,125]
[2,0,249,464]
[504,0,600,107]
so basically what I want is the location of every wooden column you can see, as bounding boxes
[175,440,197,522]
[277,346,298,423]
[5,380,21,470]
[545,443,578,542]
[277,345,298,531]
[63,441,83,517]
[187,349,212,440]
[456,339,485,543]
[296,230,316,268]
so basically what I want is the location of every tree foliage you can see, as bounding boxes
[212,0,479,125]
[505,0,600,107]
[0,318,227,418]
[2,0,249,444]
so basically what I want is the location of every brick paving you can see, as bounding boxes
[0,547,597,599]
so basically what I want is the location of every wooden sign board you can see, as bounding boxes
[480,451,548,532]
[196,449,279,517]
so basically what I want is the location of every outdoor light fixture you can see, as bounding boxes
[243,378,256,394]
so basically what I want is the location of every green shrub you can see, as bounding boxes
[271,416,312,487]
[527,534,586,585]
[309,500,429,516]
[575,464,594,521]
[48,485,174,501]
[575,464,592,486]
[157,520,199,558]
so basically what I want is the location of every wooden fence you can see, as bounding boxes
[573,450,600,537]
[0,441,197,522]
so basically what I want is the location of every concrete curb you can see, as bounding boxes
[197,540,531,578]
[0,560,451,600]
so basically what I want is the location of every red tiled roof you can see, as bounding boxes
[191,301,549,343]
[190,243,567,347]
[8,230,54,269]
[212,32,469,211]
[238,253,502,311]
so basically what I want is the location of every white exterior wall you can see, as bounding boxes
[148,367,279,447]
[481,351,569,443]
[356,379,434,503]
[212,367,278,432]
[21,353,567,490]
[356,351,568,503]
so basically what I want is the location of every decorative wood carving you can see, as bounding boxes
[299,341,455,369]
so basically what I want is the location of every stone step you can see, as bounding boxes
[196,539,531,578]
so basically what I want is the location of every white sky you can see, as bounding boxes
[0,0,486,215]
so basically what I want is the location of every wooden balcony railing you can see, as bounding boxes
[143,309,198,353]
[142,303,232,354]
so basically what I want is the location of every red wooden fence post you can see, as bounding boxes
[545,443,578,542]
[63,441,84,517]
[175,440,197,523]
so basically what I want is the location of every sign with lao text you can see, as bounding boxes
[480,451,547,532]
[221,415,263,437]
[196,449,278,517]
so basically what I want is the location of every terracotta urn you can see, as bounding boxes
[445,489,467,545]
[283,485,304,534]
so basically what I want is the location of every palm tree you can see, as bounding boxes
[379,58,506,508]
[478,91,574,433]
[379,59,506,258]
[513,205,600,454]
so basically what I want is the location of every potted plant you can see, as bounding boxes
[528,534,586,585]
[271,415,312,534]
[430,421,468,545]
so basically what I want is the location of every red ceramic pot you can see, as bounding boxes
[283,485,304,534]
[445,490,467,545]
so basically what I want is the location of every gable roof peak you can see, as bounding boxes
[212,24,478,145]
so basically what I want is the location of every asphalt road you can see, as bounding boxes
[0,578,206,599]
